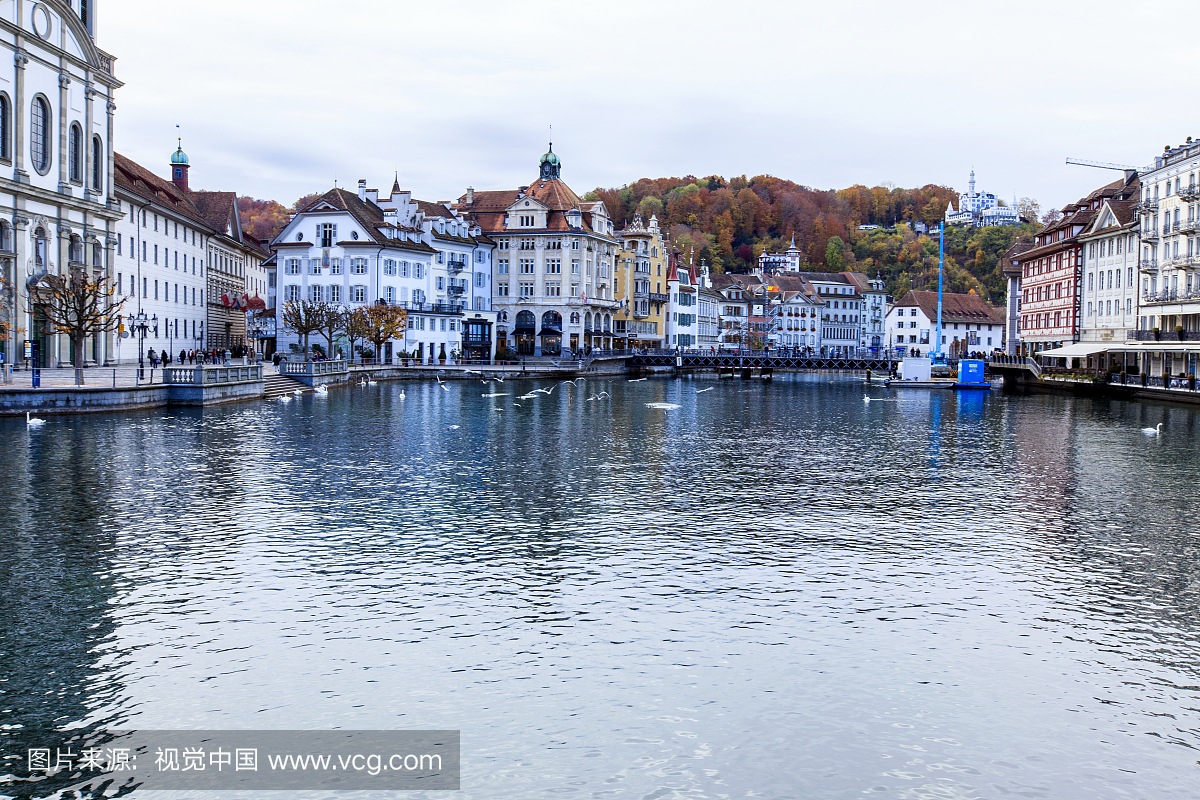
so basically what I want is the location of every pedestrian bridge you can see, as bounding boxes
[626,351,898,372]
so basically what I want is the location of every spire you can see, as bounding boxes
[969,169,976,196]
[170,135,190,192]
[392,172,401,195]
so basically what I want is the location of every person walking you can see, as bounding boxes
[149,349,159,369]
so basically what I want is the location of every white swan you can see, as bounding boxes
[1142,422,1163,435]
[26,411,45,427]
[367,378,378,386]
[314,384,328,394]
[279,394,292,403]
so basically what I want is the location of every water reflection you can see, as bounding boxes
[2,375,1200,798]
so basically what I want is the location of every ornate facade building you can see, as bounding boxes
[613,213,667,350]
[455,146,617,356]
[0,0,121,367]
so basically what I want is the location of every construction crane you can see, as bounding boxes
[1065,157,1136,171]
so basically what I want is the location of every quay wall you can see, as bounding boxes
[0,385,170,416]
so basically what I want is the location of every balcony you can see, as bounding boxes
[1128,329,1200,341]
[1138,259,1158,272]
[1136,199,1159,213]
[1181,186,1200,200]
[447,260,467,274]
[447,283,465,296]
[1179,219,1200,233]
[649,293,669,303]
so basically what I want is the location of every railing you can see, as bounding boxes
[1127,329,1200,341]
[1136,199,1159,212]
[163,364,264,385]
[1179,219,1200,233]
[447,260,467,274]
[1138,259,1158,271]
[988,354,1041,377]
[447,284,465,295]
[280,360,350,377]
[649,293,670,303]
[1181,186,1200,200]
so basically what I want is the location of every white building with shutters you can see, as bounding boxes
[272,179,494,363]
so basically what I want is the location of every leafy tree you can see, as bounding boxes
[292,192,325,214]
[825,236,845,270]
[363,302,407,365]
[30,266,127,386]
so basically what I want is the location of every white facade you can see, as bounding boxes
[273,180,494,363]
[666,264,698,348]
[1135,145,1200,336]
[111,170,210,363]
[809,277,862,356]
[775,292,823,349]
[1,0,121,367]
[1079,199,1139,344]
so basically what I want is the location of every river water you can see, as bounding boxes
[2,374,1199,799]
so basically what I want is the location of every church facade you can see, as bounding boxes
[0,0,122,367]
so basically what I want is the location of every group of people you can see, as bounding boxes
[145,345,249,368]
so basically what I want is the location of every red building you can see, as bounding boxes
[1014,175,1138,354]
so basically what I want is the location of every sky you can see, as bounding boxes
[103,0,1200,213]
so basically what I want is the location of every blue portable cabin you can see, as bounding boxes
[954,358,989,389]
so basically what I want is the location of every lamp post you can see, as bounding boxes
[133,311,156,380]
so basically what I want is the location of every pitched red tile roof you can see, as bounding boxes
[892,290,1004,325]
[113,152,212,229]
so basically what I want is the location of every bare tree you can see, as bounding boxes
[342,306,371,364]
[318,305,347,359]
[280,299,330,360]
[31,266,127,385]
[363,302,407,365]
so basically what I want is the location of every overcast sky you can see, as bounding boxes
[104,0,1199,212]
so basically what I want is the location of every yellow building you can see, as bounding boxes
[613,214,668,350]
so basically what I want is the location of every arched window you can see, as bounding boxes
[515,310,535,330]
[30,96,50,174]
[91,135,102,191]
[541,310,562,330]
[0,94,9,162]
[69,123,82,182]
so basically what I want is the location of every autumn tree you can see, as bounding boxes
[0,273,12,342]
[293,193,325,214]
[238,197,291,241]
[31,266,127,386]
[280,298,331,359]
[362,302,407,365]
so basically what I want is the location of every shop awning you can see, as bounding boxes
[537,327,563,337]
[1038,343,1111,358]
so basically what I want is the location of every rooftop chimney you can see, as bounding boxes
[466,186,475,205]
[357,179,367,202]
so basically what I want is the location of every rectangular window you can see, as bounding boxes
[310,285,322,303]
[520,259,534,274]
[546,259,561,274]
[497,284,509,296]
[353,258,368,275]
[353,285,366,303]
[329,284,340,303]
[286,259,301,274]
[498,259,509,274]
[519,283,534,297]
[330,258,342,275]
[545,285,561,297]
[386,286,395,303]
[436,276,445,290]
[319,223,336,248]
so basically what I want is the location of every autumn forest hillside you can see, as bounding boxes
[586,175,1042,305]
[238,176,1044,307]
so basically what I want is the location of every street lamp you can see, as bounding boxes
[133,311,156,380]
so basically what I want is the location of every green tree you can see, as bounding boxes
[825,236,845,270]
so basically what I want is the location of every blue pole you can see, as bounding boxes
[936,222,944,361]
